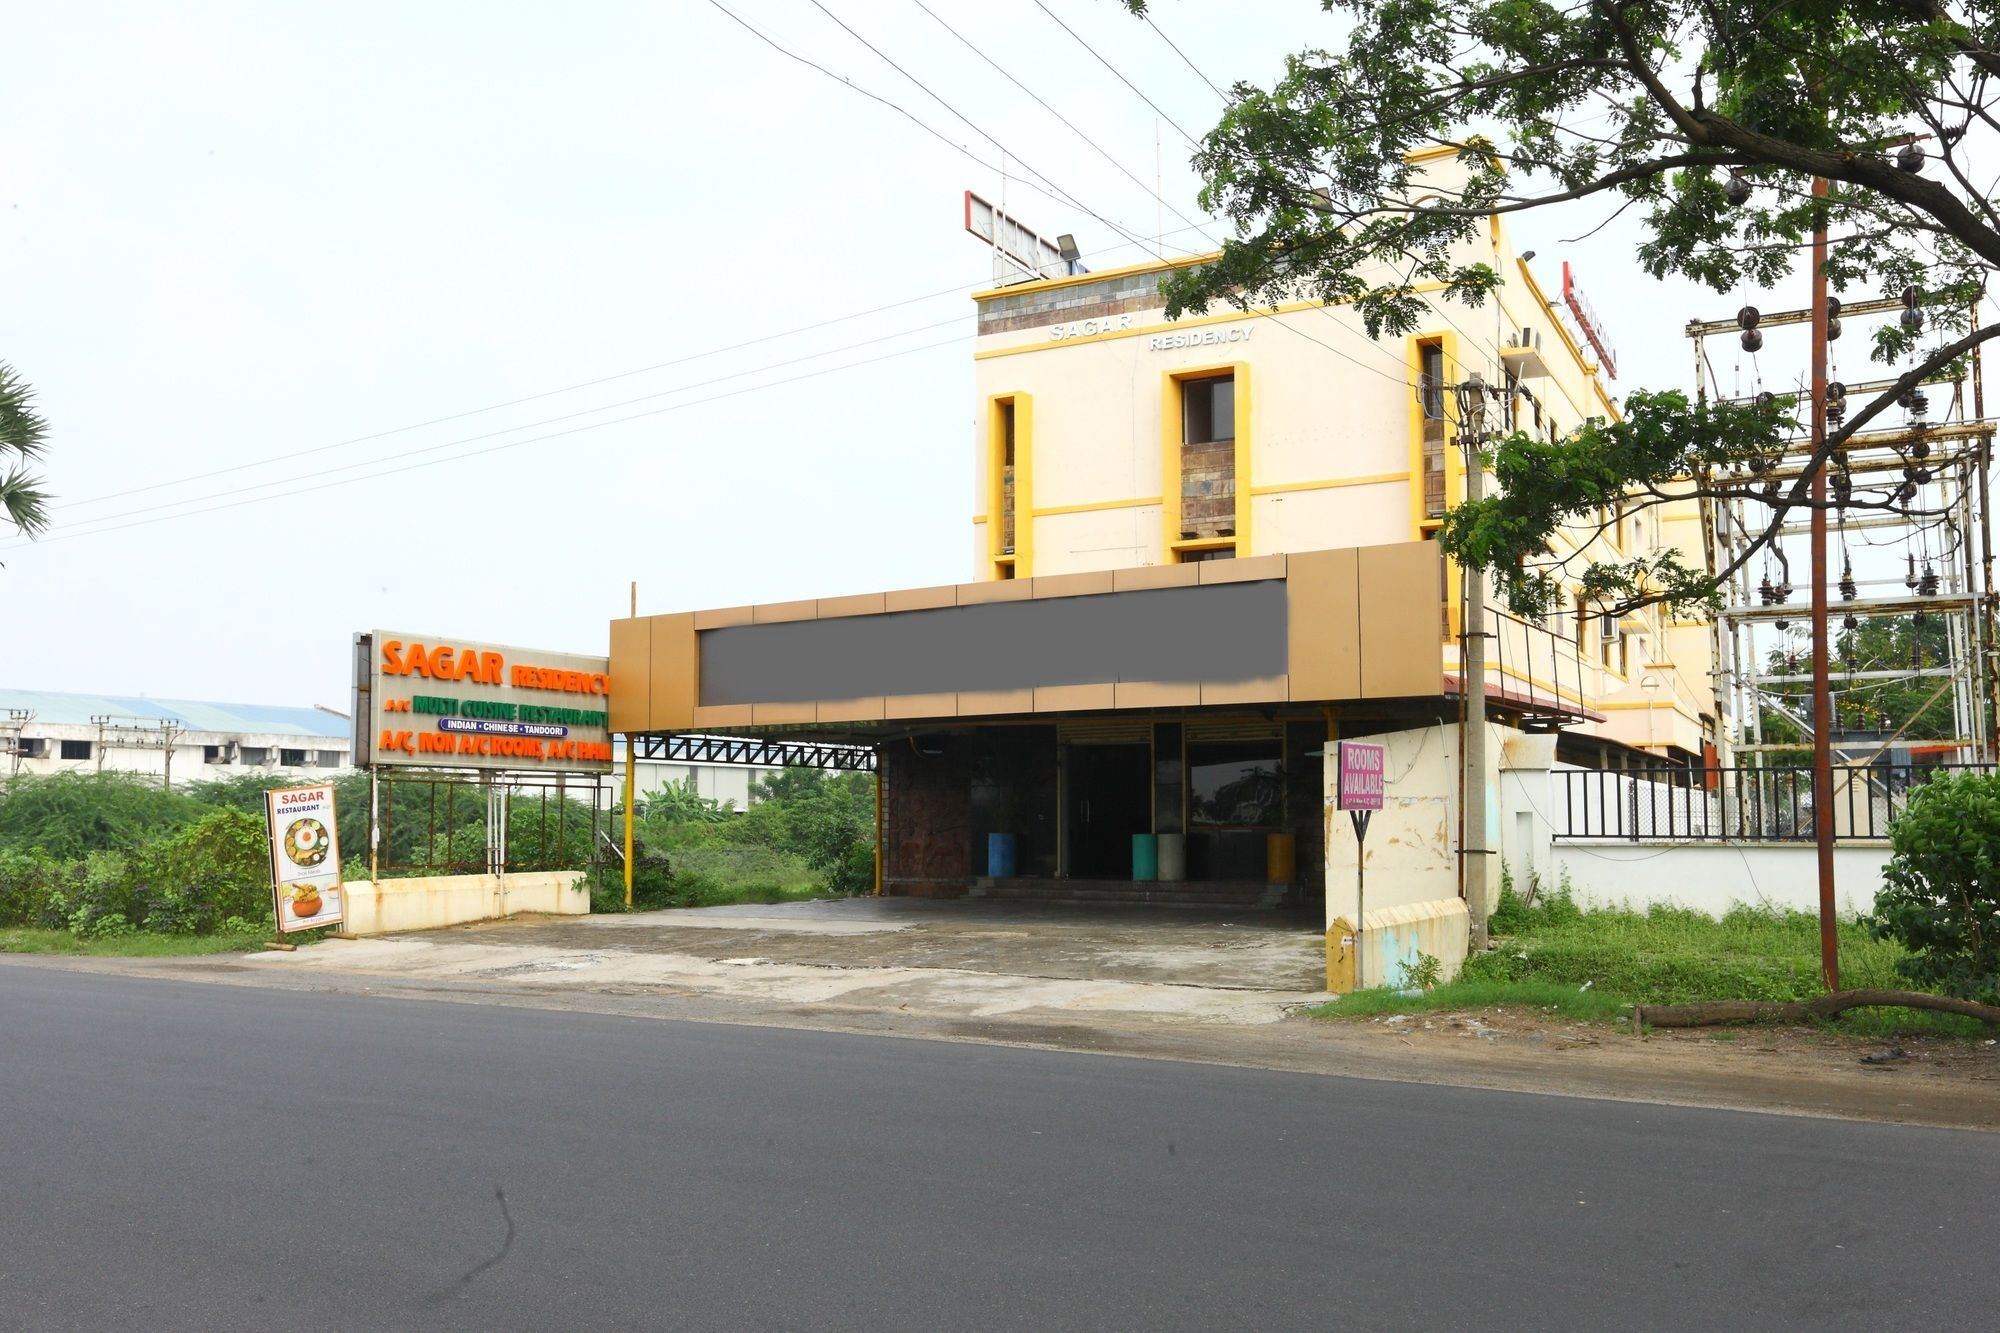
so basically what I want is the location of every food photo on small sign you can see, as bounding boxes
[265,784,344,935]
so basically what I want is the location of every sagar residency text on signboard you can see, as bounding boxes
[354,631,614,774]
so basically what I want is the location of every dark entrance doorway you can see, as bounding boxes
[1065,743,1152,878]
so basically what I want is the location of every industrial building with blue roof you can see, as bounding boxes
[1,687,350,783]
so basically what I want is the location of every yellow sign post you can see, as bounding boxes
[623,737,636,908]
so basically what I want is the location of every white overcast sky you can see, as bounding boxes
[0,0,1924,708]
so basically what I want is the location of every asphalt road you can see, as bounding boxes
[2,964,1994,1332]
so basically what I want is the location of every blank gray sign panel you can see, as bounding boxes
[697,580,1288,706]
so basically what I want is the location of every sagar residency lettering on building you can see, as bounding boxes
[354,631,615,774]
[1042,312,1257,351]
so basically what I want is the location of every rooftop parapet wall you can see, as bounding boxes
[974,259,1183,337]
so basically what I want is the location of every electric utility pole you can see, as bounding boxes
[1456,373,1492,948]
[1809,177,1840,990]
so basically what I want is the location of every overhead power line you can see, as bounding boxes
[57,290,974,512]
[893,0,1413,390]
[46,314,973,535]
[62,219,1217,516]
[804,0,1158,255]
[1,333,969,554]
[998,3,1522,390]
[1028,0,1201,147]
[1142,11,1229,102]
[38,5,1541,549]
[703,0,1148,249]
[907,0,1215,253]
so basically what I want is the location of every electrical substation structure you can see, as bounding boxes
[1688,295,1999,774]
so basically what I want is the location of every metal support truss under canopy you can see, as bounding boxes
[632,733,878,771]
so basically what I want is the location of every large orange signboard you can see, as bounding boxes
[354,631,614,774]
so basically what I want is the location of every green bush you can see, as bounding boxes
[0,808,273,937]
[0,849,79,929]
[0,772,204,858]
[1870,771,2000,1004]
[129,809,272,935]
[1490,875,1583,933]
[627,769,876,905]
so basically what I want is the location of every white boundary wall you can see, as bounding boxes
[1499,732,1889,917]
[1544,842,1887,916]
[343,871,588,935]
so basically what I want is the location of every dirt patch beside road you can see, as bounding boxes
[1311,1005,2000,1130]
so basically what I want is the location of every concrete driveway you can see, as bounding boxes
[249,898,1331,1026]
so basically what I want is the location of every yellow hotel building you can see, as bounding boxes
[611,150,1716,979]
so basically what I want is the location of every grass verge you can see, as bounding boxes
[1316,979,1631,1022]
[1312,885,1993,1040]
[0,927,272,957]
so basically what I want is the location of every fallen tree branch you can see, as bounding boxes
[1635,990,2000,1029]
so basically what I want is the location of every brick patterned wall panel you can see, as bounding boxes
[1180,438,1237,536]
[882,744,971,893]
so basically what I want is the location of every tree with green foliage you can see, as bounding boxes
[625,769,877,904]
[1871,769,2000,1002]
[0,361,51,543]
[640,776,732,825]
[1119,0,2000,617]
[752,770,877,896]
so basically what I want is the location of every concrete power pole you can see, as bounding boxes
[160,721,185,792]
[1455,374,1492,949]
[2,709,31,778]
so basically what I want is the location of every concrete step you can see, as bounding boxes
[972,879,1290,909]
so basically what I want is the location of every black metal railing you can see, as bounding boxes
[1487,610,1592,722]
[375,770,605,875]
[1549,762,1994,843]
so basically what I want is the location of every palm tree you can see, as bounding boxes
[0,361,51,540]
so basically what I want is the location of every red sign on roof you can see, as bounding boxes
[1562,262,1618,379]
